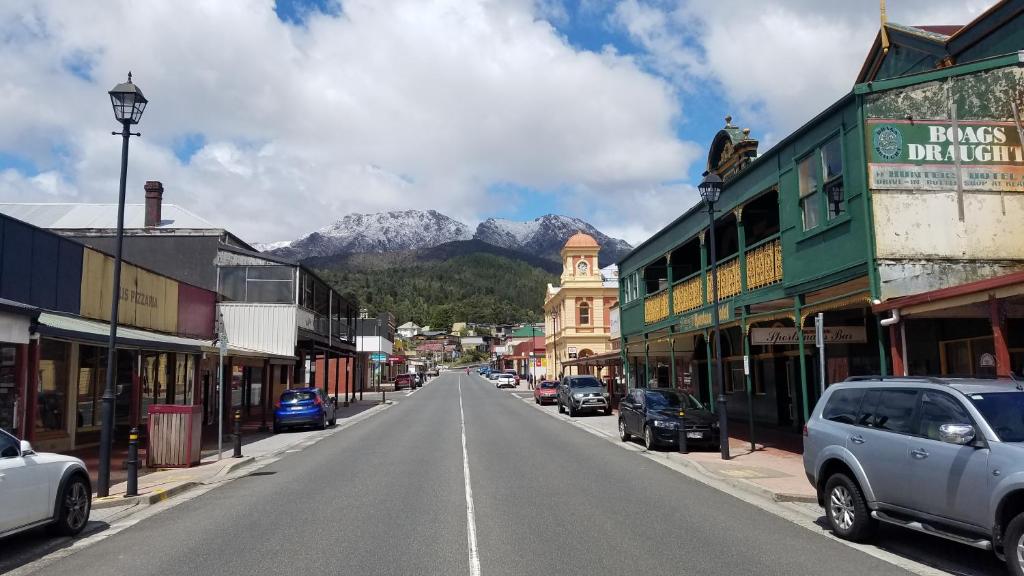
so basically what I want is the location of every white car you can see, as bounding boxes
[0,429,92,539]
[495,373,516,389]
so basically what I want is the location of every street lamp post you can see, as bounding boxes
[550,311,559,378]
[699,171,730,461]
[97,73,147,497]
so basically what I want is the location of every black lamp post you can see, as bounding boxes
[550,311,558,378]
[97,73,148,496]
[699,171,730,461]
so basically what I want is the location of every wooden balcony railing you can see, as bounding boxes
[644,290,669,324]
[745,237,783,290]
[672,274,703,314]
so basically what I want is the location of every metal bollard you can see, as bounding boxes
[126,427,139,497]
[233,410,242,458]
[677,412,689,455]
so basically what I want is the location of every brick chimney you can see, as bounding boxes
[144,181,163,227]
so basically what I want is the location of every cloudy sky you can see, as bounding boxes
[0,0,991,246]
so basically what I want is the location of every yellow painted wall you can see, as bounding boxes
[80,248,180,333]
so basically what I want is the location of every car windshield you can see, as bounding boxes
[968,391,1024,442]
[568,377,602,388]
[540,382,558,389]
[645,390,705,410]
[280,391,315,403]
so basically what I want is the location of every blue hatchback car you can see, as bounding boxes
[273,388,336,434]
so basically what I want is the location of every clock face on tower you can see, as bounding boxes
[576,260,589,275]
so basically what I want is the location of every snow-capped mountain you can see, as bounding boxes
[253,240,292,252]
[474,215,633,264]
[265,210,632,264]
[270,210,473,259]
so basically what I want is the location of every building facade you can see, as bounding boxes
[544,233,619,378]
[617,1,1024,431]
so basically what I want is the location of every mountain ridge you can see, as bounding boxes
[261,210,632,264]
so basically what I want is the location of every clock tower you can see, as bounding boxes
[561,232,601,286]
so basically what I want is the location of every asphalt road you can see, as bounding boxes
[17,372,916,576]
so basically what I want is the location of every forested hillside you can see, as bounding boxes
[317,251,556,329]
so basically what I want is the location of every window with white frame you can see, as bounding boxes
[821,137,844,220]
[798,155,819,231]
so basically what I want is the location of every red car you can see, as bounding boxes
[394,373,414,390]
[533,380,559,404]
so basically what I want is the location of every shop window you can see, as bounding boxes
[941,336,995,376]
[579,302,590,325]
[38,340,69,434]
[141,353,169,417]
[821,137,845,220]
[0,346,17,433]
[726,360,745,393]
[77,345,107,429]
[173,354,195,405]
[798,155,819,231]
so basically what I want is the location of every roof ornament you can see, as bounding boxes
[880,0,890,54]
[724,115,733,128]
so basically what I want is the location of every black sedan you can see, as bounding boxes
[617,388,719,450]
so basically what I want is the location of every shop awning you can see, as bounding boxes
[561,350,623,367]
[37,312,210,353]
[204,344,297,363]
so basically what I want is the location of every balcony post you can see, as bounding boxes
[698,231,708,305]
[735,207,747,294]
[666,254,674,317]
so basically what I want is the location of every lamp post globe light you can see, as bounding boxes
[698,171,730,461]
[97,73,148,497]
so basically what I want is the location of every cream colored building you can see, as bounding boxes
[544,233,618,377]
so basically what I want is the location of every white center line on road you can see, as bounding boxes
[458,377,482,576]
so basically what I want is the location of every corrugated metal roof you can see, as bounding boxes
[37,312,210,352]
[0,203,218,230]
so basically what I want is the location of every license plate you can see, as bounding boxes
[290,406,303,411]
[686,432,704,439]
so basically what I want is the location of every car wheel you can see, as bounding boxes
[618,419,630,442]
[568,402,577,417]
[644,426,656,451]
[329,415,337,426]
[1005,512,1024,576]
[273,421,280,434]
[318,413,327,430]
[49,474,91,536]
[824,473,876,542]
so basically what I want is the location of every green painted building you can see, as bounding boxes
[617,0,1024,430]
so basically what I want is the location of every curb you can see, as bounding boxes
[92,480,201,510]
[214,455,256,478]
[532,398,819,505]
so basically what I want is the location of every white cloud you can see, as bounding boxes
[0,0,698,243]
[610,0,992,135]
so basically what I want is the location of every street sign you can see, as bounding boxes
[370,353,387,363]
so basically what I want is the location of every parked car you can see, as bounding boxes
[394,373,414,390]
[533,380,559,405]
[273,388,336,433]
[0,429,91,539]
[503,369,520,386]
[804,376,1024,573]
[411,373,424,388]
[426,368,439,377]
[557,375,611,416]
[495,373,516,389]
[488,371,500,381]
[617,388,719,450]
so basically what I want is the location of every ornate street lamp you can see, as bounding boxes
[698,171,730,461]
[97,73,148,496]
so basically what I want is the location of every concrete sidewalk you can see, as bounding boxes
[91,399,389,510]
[525,396,817,504]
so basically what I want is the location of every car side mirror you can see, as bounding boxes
[19,440,34,456]
[939,423,975,446]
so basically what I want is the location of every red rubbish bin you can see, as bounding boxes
[147,404,202,468]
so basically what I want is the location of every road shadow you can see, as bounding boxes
[0,520,111,574]
[810,515,1003,575]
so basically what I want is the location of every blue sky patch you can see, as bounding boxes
[62,50,98,82]
[275,0,341,26]
[172,133,206,164]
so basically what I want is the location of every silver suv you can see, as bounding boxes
[804,376,1024,574]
